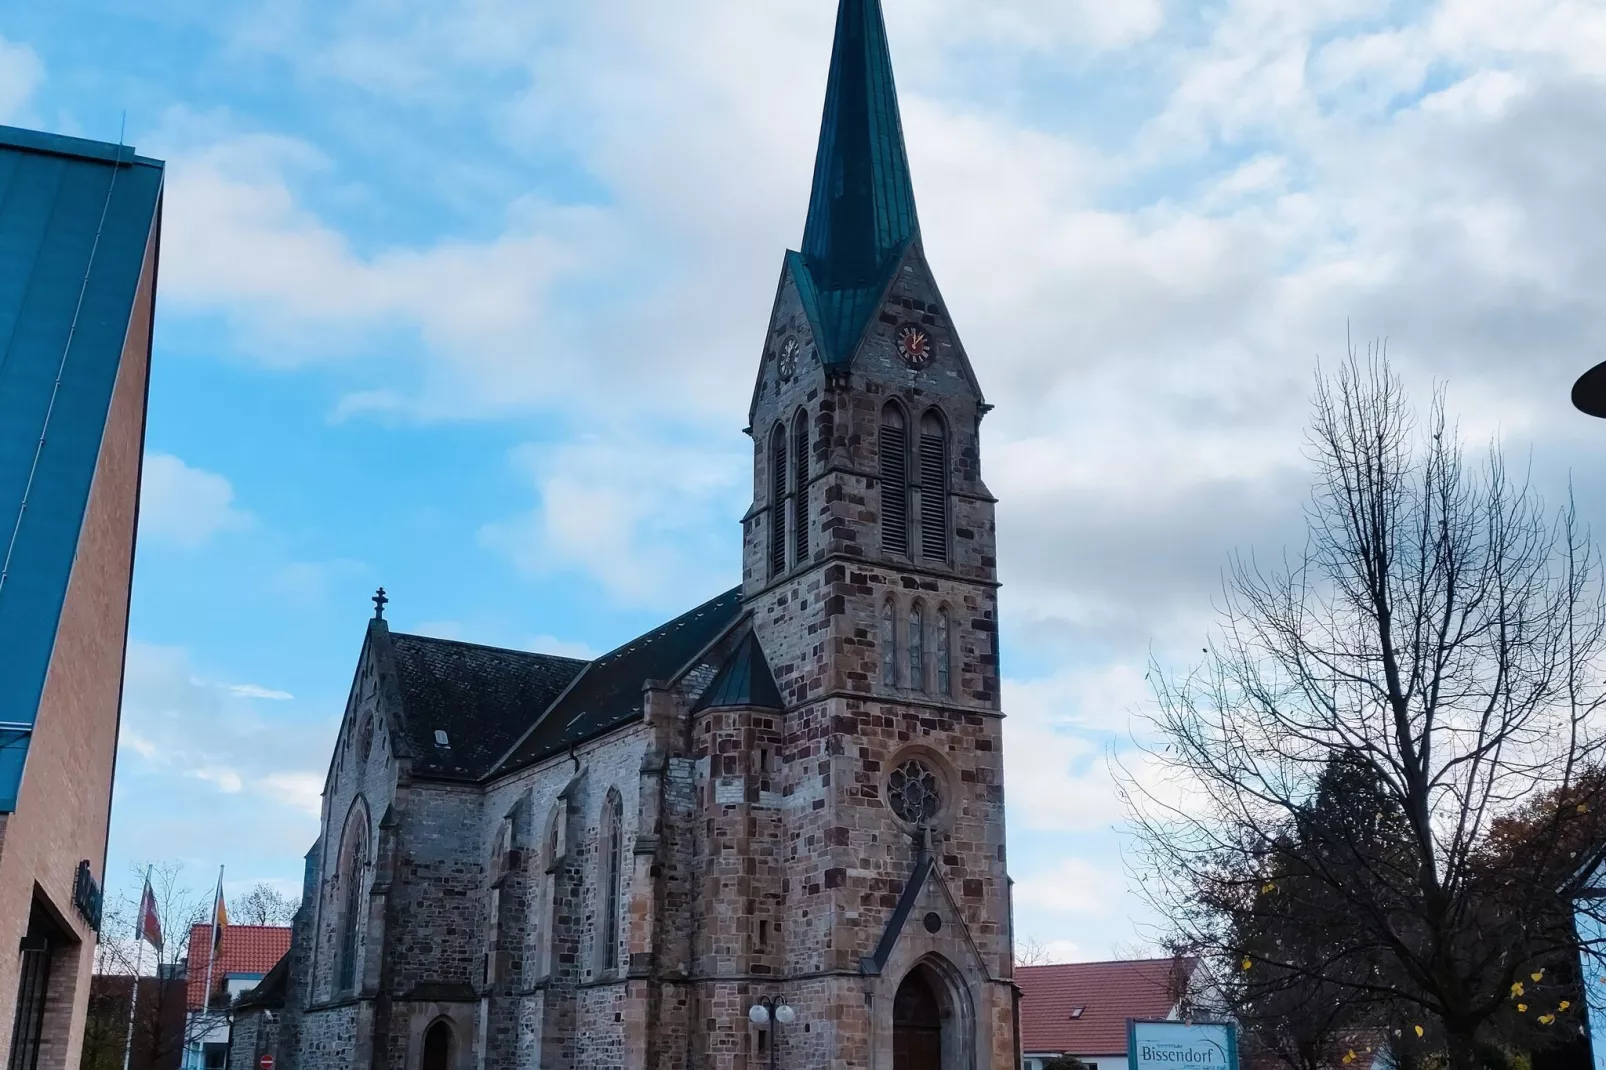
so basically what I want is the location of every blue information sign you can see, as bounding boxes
[1128,1020,1239,1070]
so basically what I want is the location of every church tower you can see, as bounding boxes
[735,0,1015,1065]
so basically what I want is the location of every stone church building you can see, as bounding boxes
[265,2,1019,1067]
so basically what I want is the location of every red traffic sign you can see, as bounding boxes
[259,1056,274,1070]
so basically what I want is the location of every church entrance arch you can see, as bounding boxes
[421,1020,453,1070]
[893,965,945,1070]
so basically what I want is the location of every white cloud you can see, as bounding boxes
[228,684,295,701]
[527,635,599,661]
[481,432,745,608]
[259,772,324,817]
[119,642,333,817]
[139,454,253,548]
[0,37,42,123]
[190,766,244,793]
[1013,857,1126,916]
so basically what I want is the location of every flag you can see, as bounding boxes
[137,873,162,953]
[210,880,228,950]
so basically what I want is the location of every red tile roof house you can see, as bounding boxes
[1017,957,1203,1070]
[183,925,292,1070]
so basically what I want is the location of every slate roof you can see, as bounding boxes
[795,0,919,366]
[0,125,163,811]
[1017,957,1195,1056]
[386,632,587,781]
[184,925,292,1009]
[693,630,782,712]
[492,587,744,776]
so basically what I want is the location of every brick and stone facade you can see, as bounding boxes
[271,2,1018,1067]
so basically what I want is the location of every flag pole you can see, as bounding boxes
[198,865,224,1068]
[121,865,151,1070]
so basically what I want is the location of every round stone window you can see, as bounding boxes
[888,759,941,824]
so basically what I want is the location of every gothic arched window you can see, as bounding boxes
[880,404,909,556]
[919,410,949,562]
[357,714,374,762]
[540,804,562,978]
[336,805,369,993]
[600,791,624,974]
[792,411,810,565]
[881,600,898,688]
[909,603,925,692]
[770,425,788,577]
[936,608,951,696]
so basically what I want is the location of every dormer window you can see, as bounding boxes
[433,730,450,748]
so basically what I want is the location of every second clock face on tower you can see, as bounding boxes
[896,325,933,368]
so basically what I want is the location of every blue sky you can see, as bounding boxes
[7,0,1606,961]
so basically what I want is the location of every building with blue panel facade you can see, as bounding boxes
[0,125,163,1070]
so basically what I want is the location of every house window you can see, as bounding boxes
[880,601,897,687]
[880,404,909,555]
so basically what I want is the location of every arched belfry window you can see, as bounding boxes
[919,410,949,562]
[770,426,788,577]
[600,791,624,973]
[909,603,925,692]
[880,404,909,556]
[936,608,951,696]
[792,411,810,565]
[881,600,898,688]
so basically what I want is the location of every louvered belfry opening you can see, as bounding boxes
[770,425,788,577]
[880,403,909,555]
[918,410,948,562]
[793,413,810,564]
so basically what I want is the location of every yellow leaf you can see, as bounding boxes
[1560,1001,1572,1011]
[1414,1026,1424,1038]
[1342,1053,1356,1065]
[1518,1004,1528,1013]
[1532,970,1545,982]
[1262,883,1275,894]
[1540,1015,1556,1026]
[1512,982,1526,997]
[1242,958,1252,971]
[1579,804,1589,814]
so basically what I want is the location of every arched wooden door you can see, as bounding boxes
[422,1021,452,1070]
[893,968,944,1070]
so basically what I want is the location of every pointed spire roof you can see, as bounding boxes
[796,0,920,366]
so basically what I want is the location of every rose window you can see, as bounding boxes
[888,760,941,824]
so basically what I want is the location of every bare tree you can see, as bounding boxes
[1014,936,1054,967]
[232,882,299,926]
[1129,352,1606,1070]
[96,863,212,1070]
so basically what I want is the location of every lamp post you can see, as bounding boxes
[748,996,796,1070]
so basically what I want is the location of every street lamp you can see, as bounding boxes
[748,996,796,1070]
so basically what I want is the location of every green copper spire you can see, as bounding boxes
[796,0,920,366]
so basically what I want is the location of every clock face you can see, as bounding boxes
[778,336,800,381]
[896,325,933,367]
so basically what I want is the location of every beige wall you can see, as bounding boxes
[0,216,158,1070]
